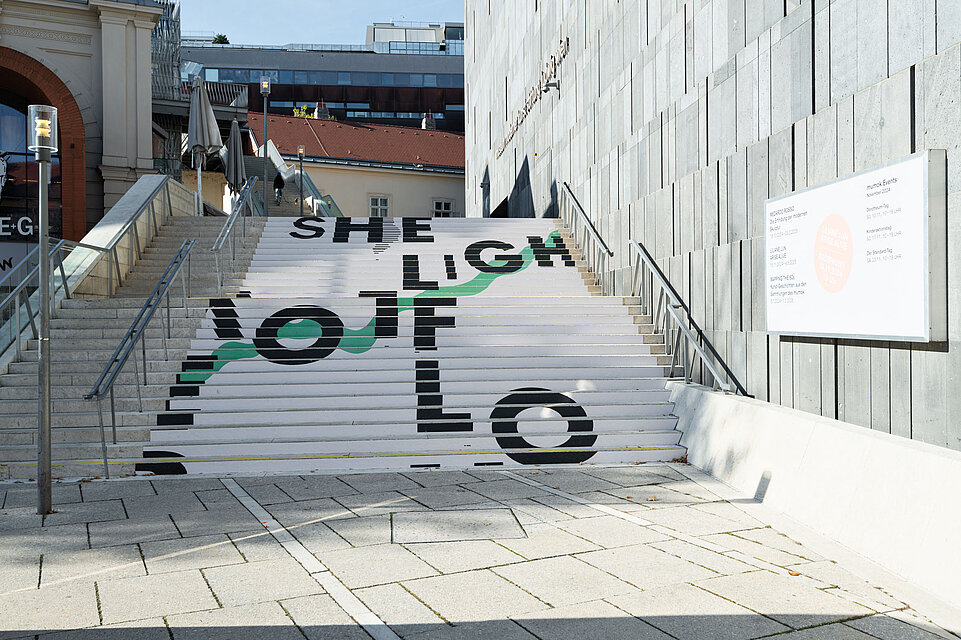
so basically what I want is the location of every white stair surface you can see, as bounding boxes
[0,215,685,479]
[143,216,684,474]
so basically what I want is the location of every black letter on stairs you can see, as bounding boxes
[416,360,473,433]
[334,217,384,243]
[413,298,456,350]
[359,291,399,338]
[404,255,439,291]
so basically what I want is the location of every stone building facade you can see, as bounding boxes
[467,1,961,452]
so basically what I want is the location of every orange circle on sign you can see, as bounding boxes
[813,214,853,293]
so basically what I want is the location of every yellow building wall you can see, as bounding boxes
[302,164,464,218]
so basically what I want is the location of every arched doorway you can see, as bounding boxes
[0,48,87,254]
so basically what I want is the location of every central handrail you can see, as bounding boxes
[84,239,195,477]
[559,181,614,294]
[630,239,749,395]
[211,175,258,293]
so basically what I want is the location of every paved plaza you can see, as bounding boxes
[0,464,954,640]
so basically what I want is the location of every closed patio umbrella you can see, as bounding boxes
[187,75,223,215]
[224,118,246,213]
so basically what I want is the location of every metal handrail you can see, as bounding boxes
[560,181,614,294]
[84,239,195,477]
[630,239,749,395]
[211,176,258,293]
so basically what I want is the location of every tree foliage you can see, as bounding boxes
[212,34,230,44]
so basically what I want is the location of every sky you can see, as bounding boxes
[180,0,465,46]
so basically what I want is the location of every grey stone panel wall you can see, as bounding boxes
[467,1,961,451]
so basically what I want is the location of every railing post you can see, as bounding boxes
[109,387,117,445]
[15,293,22,361]
[132,339,144,412]
[96,399,110,479]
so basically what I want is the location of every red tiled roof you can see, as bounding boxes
[247,112,465,169]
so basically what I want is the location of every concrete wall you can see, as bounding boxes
[304,163,465,218]
[467,1,961,453]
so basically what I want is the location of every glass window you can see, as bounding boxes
[409,73,423,86]
[337,72,351,85]
[432,200,454,217]
[346,103,370,109]
[381,73,394,86]
[278,70,293,84]
[326,102,345,109]
[434,113,445,119]
[452,74,465,88]
[352,72,368,85]
[308,71,323,85]
[245,70,261,83]
[394,73,409,86]
[369,196,389,217]
[270,101,294,109]
[204,68,219,82]
[318,71,337,85]
[423,74,437,87]
[265,69,280,83]
[446,104,465,111]
[437,73,451,87]
[293,71,309,84]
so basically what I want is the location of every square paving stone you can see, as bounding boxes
[576,543,718,590]
[518,469,621,493]
[321,543,438,589]
[34,618,170,640]
[40,545,145,587]
[656,480,723,501]
[150,478,225,494]
[648,538,758,575]
[335,491,426,517]
[696,570,875,629]
[355,583,446,637]
[88,516,181,548]
[609,582,790,639]
[402,570,549,623]
[266,498,356,528]
[141,534,245,574]
[194,489,242,510]
[557,515,670,548]
[273,477,357,501]
[79,481,156,502]
[846,615,947,639]
[797,561,906,611]
[529,494,605,518]
[467,479,546,501]
[401,471,482,487]
[492,555,638,606]
[514,600,673,640]
[96,569,218,624]
[228,530,289,562]
[0,524,89,558]
[170,507,264,537]
[338,472,421,494]
[282,594,372,640]
[505,498,575,524]
[392,509,525,544]
[690,501,765,527]
[0,582,99,639]
[42,500,127,527]
[3,554,40,590]
[494,522,600,560]
[733,527,825,562]
[603,484,707,509]
[3,485,81,508]
[287,522,353,554]
[402,485,490,509]
[241,483,293,505]
[405,540,524,574]
[582,466,679,486]
[640,505,749,536]
[168,601,304,640]
[123,492,206,518]
[326,515,391,547]
[202,558,324,607]
[701,532,811,566]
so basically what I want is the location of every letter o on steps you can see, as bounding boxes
[254,306,345,365]
[491,388,597,464]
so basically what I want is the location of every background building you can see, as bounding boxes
[182,21,465,132]
[468,2,961,452]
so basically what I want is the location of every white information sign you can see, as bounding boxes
[765,150,946,342]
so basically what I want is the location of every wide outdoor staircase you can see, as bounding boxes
[0,214,686,479]
[0,216,266,479]
[242,156,307,217]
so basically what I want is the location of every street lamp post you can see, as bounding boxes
[297,145,304,218]
[28,105,57,516]
[260,76,271,217]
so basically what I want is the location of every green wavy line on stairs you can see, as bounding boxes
[182,231,561,382]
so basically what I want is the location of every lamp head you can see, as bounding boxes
[260,76,271,96]
[28,105,58,153]
[297,145,305,159]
